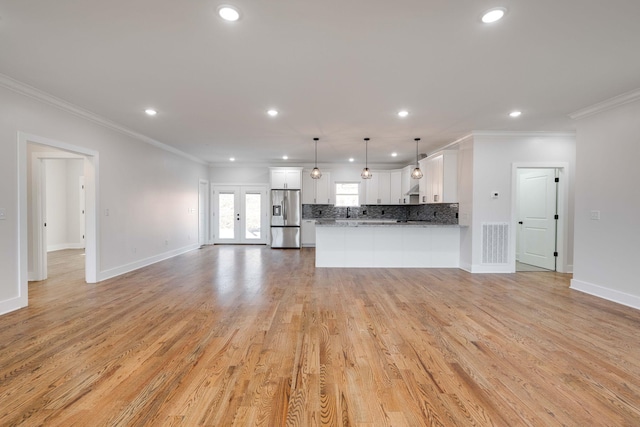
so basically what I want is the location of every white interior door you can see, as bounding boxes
[212,185,267,244]
[517,169,557,270]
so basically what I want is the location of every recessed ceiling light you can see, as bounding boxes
[398,110,409,118]
[282,155,288,160]
[267,109,279,117]
[509,110,522,118]
[144,109,157,116]
[482,7,506,23]
[229,157,235,162]
[391,152,398,157]
[348,158,355,162]
[218,5,240,21]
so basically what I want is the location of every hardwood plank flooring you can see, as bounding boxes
[1,246,640,426]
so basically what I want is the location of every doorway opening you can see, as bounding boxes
[514,166,566,273]
[211,185,268,244]
[30,151,87,281]
[19,133,99,311]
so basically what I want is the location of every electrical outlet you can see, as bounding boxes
[590,210,601,220]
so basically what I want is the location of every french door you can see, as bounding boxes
[212,185,268,244]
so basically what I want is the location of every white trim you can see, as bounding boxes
[48,243,85,252]
[511,162,569,274]
[471,131,576,138]
[469,264,513,273]
[98,245,200,282]
[569,88,640,120]
[430,131,576,156]
[0,296,26,316]
[458,261,473,273]
[0,73,206,165]
[19,132,100,290]
[570,279,640,311]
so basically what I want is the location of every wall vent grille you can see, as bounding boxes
[482,223,509,264]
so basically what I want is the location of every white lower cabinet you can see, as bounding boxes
[301,219,316,247]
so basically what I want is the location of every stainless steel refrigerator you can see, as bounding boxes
[270,189,301,248]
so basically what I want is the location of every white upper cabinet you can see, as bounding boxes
[270,167,302,189]
[421,150,458,203]
[302,169,333,205]
[365,171,391,205]
[302,170,332,204]
[401,165,415,204]
[315,172,332,204]
[390,171,402,205]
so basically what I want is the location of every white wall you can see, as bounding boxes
[0,82,209,315]
[571,95,640,309]
[463,132,576,273]
[209,165,270,185]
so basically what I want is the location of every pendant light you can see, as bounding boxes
[411,138,423,179]
[310,137,322,179]
[361,137,373,179]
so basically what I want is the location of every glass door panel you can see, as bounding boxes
[218,192,237,239]
[244,192,262,240]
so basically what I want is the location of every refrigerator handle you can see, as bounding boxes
[283,193,288,221]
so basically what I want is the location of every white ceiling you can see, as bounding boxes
[1,0,639,166]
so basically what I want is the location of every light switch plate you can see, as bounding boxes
[0,208,6,220]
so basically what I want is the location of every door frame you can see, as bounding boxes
[31,152,86,280]
[19,132,99,298]
[198,179,209,247]
[511,162,569,273]
[211,183,268,244]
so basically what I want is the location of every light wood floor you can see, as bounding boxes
[2,247,640,426]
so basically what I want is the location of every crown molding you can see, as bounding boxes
[569,88,640,120]
[431,131,576,154]
[471,131,576,138]
[0,73,207,165]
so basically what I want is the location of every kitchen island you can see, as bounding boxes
[315,220,461,268]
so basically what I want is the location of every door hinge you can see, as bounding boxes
[555,177,559,183]
[554,251,558,257]
[554,214,559,220]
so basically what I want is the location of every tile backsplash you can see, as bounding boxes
[302,203,458,224]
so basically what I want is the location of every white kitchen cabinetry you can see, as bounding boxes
[302,170,332,204]
[301,219,316,247]
[270,167,302,189]
[401,165,417,204]
[418,157,429,204]
[390,171,402,204]
[422,151,458,203]
[365,171,391,205]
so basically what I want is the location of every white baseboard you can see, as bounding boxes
[570,279,640,311]
[98,244,200,282]
[48,243,85,252]
[470,264,513,273]
[458,261,472,273]
[0,295,28,316]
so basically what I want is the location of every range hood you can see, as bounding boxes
[405,184,420,196]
